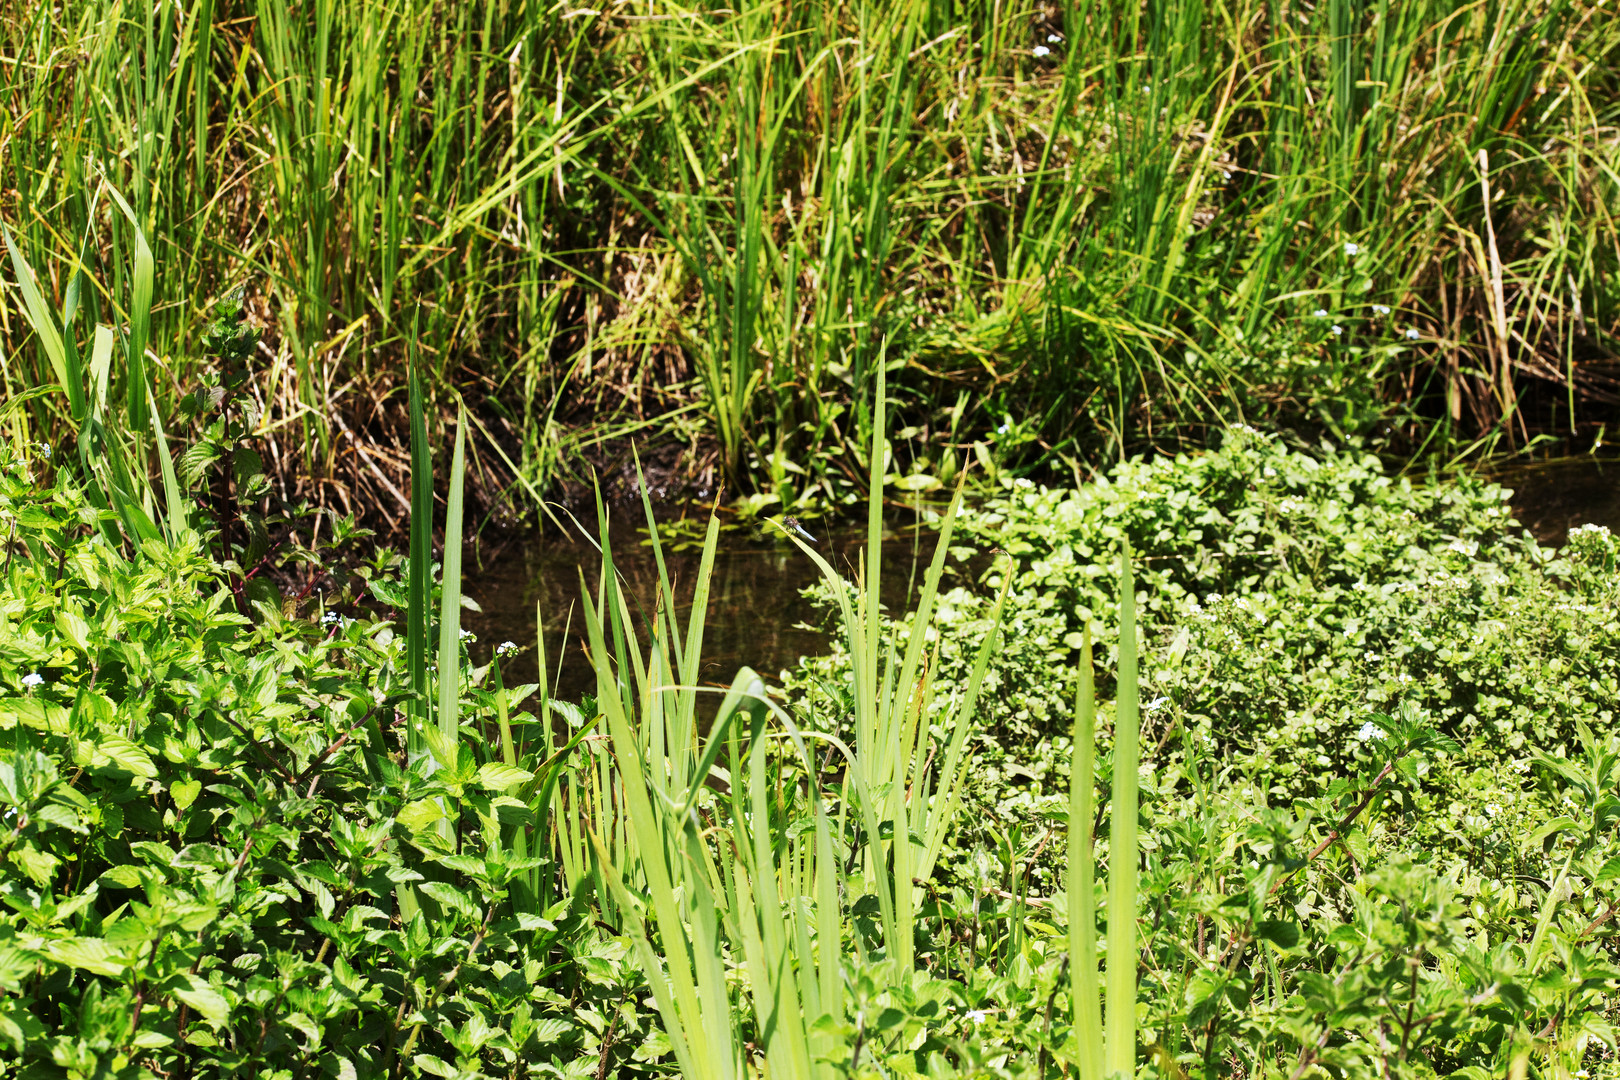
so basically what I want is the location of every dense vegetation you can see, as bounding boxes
[2,404,1616,1076]
[3,2,1619,1075]
[3,0,1619,520]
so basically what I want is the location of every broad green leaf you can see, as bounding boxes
[55,610,91,652]
[418,881,481,921]
[43,937,130,977]
[170,975,230,1027]
[0,998,46,1052]
[170,778,202,811]
[396,799,444,834]
[92,735,158,778]
[475,762,533,791]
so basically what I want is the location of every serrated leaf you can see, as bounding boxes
[171,974,230,1027]
[397,799,444,834]
[1529,816,1583,847]
[418,881,481,921]
[43,937,130,977]
[1256,920,1301,949]
[0,997,46,1052]
[476,762,533,792]
[100,865,146,889]
[171,779,202,811]
[55,610,91,652]
[93,735,157,778]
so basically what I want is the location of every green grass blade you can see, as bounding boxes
[101,182,154,432]
[1070,626,1103,1080]
[406,351,433,760]
[147,385,187,540]
[435,406,468,755]
[3,224,80,421]
[1106,545,1140,1079]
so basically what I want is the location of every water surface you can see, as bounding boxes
[463,458,1618,702]
[462,508,954,703]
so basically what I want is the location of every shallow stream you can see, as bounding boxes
[461,458,1619,701]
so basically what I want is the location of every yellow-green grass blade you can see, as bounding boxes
[3,223,80,421]
[1106,545,1140,1080]
[406,350,433,760]
[434,406,468,755]
[1070,626,1104,1080]
[100,182,154,432]
[147,385,187,541]
[916,570,1010,884]
[590,832,703,1080]
[580,582,729,1077]
[747,721,813,1077]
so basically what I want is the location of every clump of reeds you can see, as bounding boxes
[4,0,1615,516]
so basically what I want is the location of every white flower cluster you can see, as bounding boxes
[458,627,476,642]
[495,640,521,658]
[1356,721,1386,742]
[22,672,45,688]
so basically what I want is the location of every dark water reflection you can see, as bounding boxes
[463,458,1617,703]
[461,508,952,704]
[1493,457,1620,544]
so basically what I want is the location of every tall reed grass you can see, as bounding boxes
[4,0,1616,517]
[16,206,1153,1071]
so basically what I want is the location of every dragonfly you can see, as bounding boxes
[782,516,819,545]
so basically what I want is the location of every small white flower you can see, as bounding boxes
[1047,32,1062,42]
[1405,328,1421,340]
[21,672,44,688]
[997,422,1011,434]
[1344,241,1360,256]
[38,442,51,459]
[1312,308,1329,318]
[1221,170,1232,180]
[458,627,476,642]
[495,640,520,658]
[1356,721,1385,742]
[966,1010,988,1024]
[1484,802,1501,818]
[1032,45,1051,57]
[1373,304,1390,315]
[322,610,340,625]
[1330,324,1343,336]
[1145,697,1169,714]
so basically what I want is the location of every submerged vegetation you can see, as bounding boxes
[3,0,1619,518]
